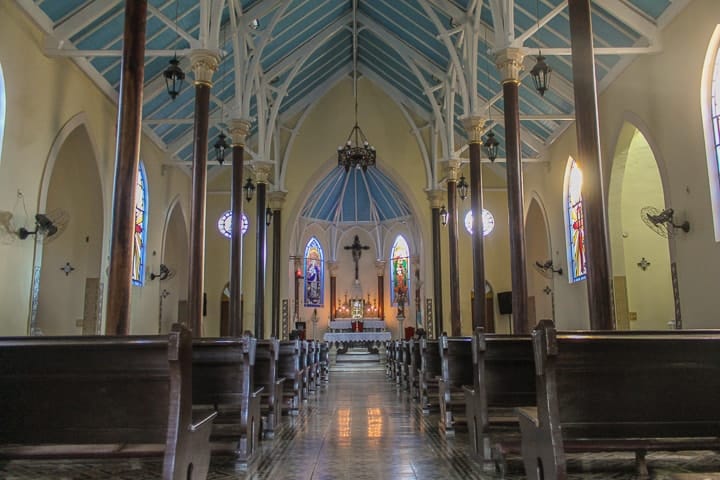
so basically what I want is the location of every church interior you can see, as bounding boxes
[1,0,720,479]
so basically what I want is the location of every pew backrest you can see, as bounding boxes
[439,335,473,389]
[192,336,257,406]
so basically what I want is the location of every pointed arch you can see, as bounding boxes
[390,235,410,305]
[132,161,148,286]
[702,25,720,241]
[564,157,586,283]
[304,236,324,307]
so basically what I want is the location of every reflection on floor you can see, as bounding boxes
[2,363,720,479]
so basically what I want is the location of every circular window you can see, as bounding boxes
[218,210,249,238]
[464,209,495,236]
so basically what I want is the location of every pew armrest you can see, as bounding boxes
[275,377,286,386]
[191,410,218,433]
[516,406,538,428]
[252,386,265,398]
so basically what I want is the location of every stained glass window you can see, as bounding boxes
[390,235,410,305]
[464,209,495,236]
[217,210,249,238]
[712,46,720,187]
[566,158,586,282]
[132,162,148,286]
[304,237,324,307]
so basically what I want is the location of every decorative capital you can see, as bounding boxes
[495,48,525,84]
[190,49,220,87]
[426,189,445,209]
[228,118,252,147]
[374,260,387,276]
[252,161,273,184]
[461,116,488,144]
[268,190,287,210]
[327,260,339,275]
[443,158,462,183]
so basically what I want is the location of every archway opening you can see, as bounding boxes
[525,198,553,330]
[159,202,189,333]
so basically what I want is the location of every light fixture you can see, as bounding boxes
[530,52,551,96]
[214,132,228,165]
[243,177,255,202]
[163,1,185,100]
[440,205,449,226]
[457,174,469,201]
[483,131,499,162]
[530,0,551,96]
[337,0,376,173]
[265,207,273,226]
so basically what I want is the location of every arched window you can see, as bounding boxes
[304,237,324,307]
[566,158,586,282]
[703,28,720,240]
[132,162,148,286]
[0,64,5,165]
[390,235,409,305]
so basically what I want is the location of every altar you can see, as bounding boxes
[323,318,391,345]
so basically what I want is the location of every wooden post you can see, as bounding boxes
[187,50,219,337]
[497,48,529,334]
[375,260,386,320]
[106,0,147,335]
[228,119,250,337]
[446,161,462,336]
[463,117,488,332]
[269,191,286,338]
[328,261,337,321]
[427,190,444,338]
[254,171,268,339]
[568,0,614,330]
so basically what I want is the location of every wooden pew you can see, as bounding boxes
[0,325,217,480]
[419,338,441,413]
[192,336,262,464]
[299,340,309,398]
[255,339,285,439]
[402,341,412,391]
[278,339,303,414]
[384,340,394,378]
[517,320,720,480]
[408,338,422,400]
[319,341,330,384]
[463,328,535,463]
[438,335,474,436]
[394,340,404,386]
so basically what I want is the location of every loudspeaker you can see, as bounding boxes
[497,291,512,315]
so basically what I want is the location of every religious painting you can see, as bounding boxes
[132,162,148,286]
[304,237,324,307]
[566,158,587,282]
[390,235,409,306]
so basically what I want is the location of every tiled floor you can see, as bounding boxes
[2,360,720,479]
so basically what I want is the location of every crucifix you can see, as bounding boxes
[344,235,370,280]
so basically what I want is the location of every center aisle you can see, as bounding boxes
[211,367,488,480]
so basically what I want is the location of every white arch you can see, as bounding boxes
[701,25,720,241]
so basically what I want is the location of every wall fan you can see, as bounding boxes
[150,264,176,281]
[533,259,563,279]
[640,207,690,238]
[17,209,71,243]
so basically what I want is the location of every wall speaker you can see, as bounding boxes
[497,291,512,315]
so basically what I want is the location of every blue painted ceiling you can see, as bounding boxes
[27,0,683,171]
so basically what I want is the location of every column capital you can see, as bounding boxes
[375,260,387,276]
[426,189,445,209]
[495,47,525,84]
[228,118,252,147]
[442,158,462,182]
[251,160,274,184]
[327,260,339,275]
[268,190,287,210]
[461,116,489,144]
[190,49,220,87]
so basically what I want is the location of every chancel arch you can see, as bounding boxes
[609,122,675,330]
[34,122,103,335]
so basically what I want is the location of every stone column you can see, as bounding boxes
[427,189,444,339]
[187,50,219,337]
[568,0,614,330]
[253,162,272,338]
[269,191,286,338]
[463,116,488,332]
[228,118,251,337]
[496,48,529,334]
[106,0,147,335]
[445,159,462,336]
[375,260,386,320]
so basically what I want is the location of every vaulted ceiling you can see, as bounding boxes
[21,0,689,183]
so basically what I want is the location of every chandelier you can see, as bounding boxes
[337,0,376,172]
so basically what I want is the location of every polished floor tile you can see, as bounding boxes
[2,361,720,479]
